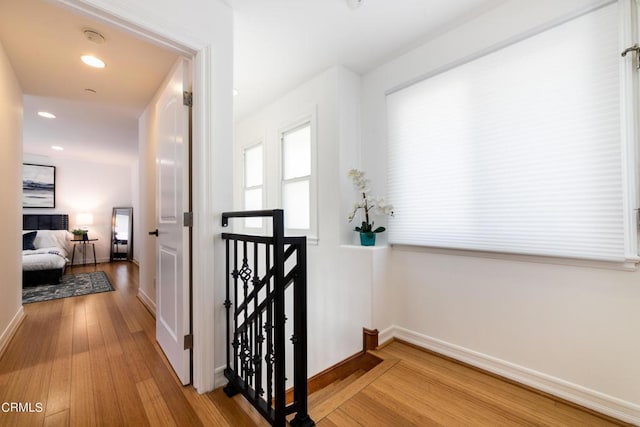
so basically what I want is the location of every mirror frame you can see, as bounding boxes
[110,207,133,262]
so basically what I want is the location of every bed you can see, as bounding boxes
[22,214,70,286]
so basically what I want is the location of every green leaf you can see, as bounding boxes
[355,226,362,232]
[373,226,386,233]
[358,221,372,232]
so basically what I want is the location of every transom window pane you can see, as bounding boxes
[282,124,311,180]
[283,180,310,230]
[243,144,263,229]
[281,121,312,232]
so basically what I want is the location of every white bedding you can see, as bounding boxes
[31,230,69,251]
[22,247,68,271]
[22,230,70,272]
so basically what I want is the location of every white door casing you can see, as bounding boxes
[156,57,191,385]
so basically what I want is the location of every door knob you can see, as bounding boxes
[149,229,159,236]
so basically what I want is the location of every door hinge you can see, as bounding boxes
[621,44,640,69]
[183,212,193,227]
[183,91,193,107]
[184,334,193,350]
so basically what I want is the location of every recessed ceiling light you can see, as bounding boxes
[51,146,64,151]
[81,55,105,68]
[233,88,239,96]
[38,111,56,119]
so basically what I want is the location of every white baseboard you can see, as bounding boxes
[214,365,226,389]
[0,307,25,359]
[384,325,640,425]
[69,257,111,266]
[137,288,156,316]
[379,325,395,347]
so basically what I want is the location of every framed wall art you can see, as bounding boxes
[23,164,56,208]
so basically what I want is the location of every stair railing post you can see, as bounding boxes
[290,237,314,427]
[223,239,241,398]
[272,209,287,426]
[224,240,231,372]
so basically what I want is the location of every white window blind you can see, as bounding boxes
[243,144,263,229]
[282,123,311,231]
[387,4,634,262]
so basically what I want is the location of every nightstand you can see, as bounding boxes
[70,239,98,266]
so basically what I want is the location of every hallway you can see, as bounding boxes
[0,262,240,426]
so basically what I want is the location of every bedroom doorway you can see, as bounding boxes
[4,0,216,388]
[57,0,216,391]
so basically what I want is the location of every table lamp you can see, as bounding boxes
[77,212,94,240]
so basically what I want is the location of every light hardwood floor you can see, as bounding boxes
[0,262,628,426]
[0,262,241,427]
[315,342,627,426]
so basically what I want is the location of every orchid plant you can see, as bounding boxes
[347,169,394,236]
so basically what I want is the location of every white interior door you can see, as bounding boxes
[155,57,191,385]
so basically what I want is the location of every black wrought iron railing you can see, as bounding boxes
[221,210,314,427]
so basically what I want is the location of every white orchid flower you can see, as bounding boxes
[347,168,395,227]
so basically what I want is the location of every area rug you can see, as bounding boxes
[23,271,114,304]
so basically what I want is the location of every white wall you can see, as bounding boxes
[131,159,140,263]
[362,0,640,422]
[0,41,24,355]
[234,66,382,377]
[23,154,133,264]
[137,99,157,313]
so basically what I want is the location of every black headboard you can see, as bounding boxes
[23,214,69,230]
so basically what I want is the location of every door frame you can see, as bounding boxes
[56,0,231,392]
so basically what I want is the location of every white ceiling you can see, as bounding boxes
[232,0,506,119]
[0,0,507,162]
[0,0,178,164]
[23,95,139,165]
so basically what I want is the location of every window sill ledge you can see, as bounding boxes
[340,244,390,250]
[390,244,639,272]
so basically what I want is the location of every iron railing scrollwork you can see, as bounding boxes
[221,210,314,427]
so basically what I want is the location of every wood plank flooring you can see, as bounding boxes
[313,342,627,426]
[0,262,233,427]
[0,261,629,426]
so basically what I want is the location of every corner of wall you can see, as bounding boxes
[337,66,363,246]
[0,40,24,347]
[137,288,156,316]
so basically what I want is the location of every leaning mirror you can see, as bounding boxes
[111,207,133,261]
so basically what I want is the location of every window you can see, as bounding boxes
[281,121,315,237]
[243,143,263,229]
[387,3,638,263]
